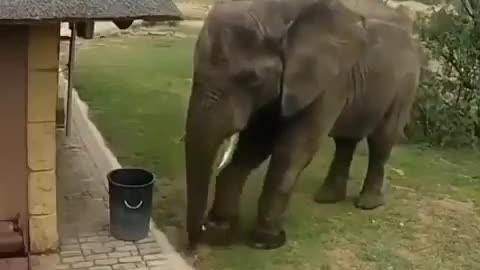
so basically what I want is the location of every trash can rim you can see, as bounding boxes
[107,167,155,188]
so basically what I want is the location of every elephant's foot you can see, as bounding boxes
[247,228,286,250]
[187,227,204,251]
[203,214,238,246]
[355,191,385,210]
[313,182,347,204]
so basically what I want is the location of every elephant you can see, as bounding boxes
[184,0,421,250]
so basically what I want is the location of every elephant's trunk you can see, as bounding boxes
[184,92,230,249]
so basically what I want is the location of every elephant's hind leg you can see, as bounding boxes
[355,131,393,210]
[314,137,360,204]
[205,122,274,245]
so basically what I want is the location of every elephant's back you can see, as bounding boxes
[366,20,421,86]
[330,20,420,138]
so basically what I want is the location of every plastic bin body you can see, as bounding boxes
[107,168,154,241]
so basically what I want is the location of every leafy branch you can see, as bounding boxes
[407,0,480,147]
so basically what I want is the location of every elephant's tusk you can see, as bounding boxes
[217,134,239,169]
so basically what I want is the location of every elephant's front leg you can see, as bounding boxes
[248,129,320,249]
[314,137,360,204]
[248,89,347,249]
[206,122,274,245]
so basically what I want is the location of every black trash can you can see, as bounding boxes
[107,168,155,241]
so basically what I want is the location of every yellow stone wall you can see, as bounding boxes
[27,24,60,253]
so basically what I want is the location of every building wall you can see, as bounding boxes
[0,25,29,250]
[27,23,60,253]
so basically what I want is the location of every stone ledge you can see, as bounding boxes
[30,214,59,253]
[28,24,60,71]
[28,70,58,123]
[29,170,57,215]
[28,122,56,171]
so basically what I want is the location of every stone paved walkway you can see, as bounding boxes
[54,126,175,270]
[57,129,109,237]
[56,231,168,270]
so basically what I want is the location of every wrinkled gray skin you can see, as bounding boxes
[184,0,421,250]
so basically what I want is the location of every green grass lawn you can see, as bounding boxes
[74,26,480,270]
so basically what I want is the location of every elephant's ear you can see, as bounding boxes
[208,10,263,66]
[281,0,369,117]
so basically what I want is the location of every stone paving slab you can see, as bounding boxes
[56,231,169,270]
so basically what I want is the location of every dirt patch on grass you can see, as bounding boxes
[326,248,375,270]
[180,20,204,28]
[416,197,478,229]
[396,247,422,263]
[396,194,480,267]
[176,2,212,20]
[431,197,476,214]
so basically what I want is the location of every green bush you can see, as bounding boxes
[408,0,480,147]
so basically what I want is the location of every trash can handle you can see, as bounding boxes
[124,200,143,210]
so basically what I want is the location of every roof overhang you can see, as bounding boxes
[0,0,183,24]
